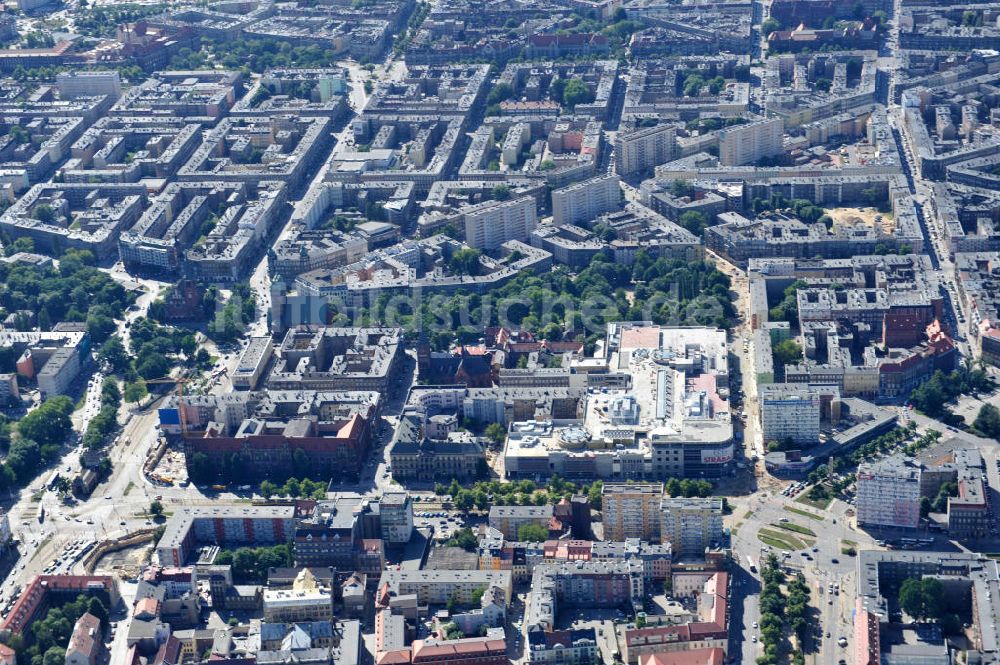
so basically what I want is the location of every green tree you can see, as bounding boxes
[486,83,514,106]
[683,74,704,97]
[561,78,593,109]
[18,396,73,446]
[678,210,709,236]
[123,380,148,404]
[135,353,171,380]
[517,522,549,542]
[491,184,511,201]
[444,527,478,551]
[973,403,1000,439]
[98,336,130,375]
[42,647,66,665]
[149,500,164,517]
[669,179,694,198]
[762,17,781,36]
[449,248,482,276]
[899,577,945,621]
[772,339,803,366]
[86,597,108,627]
[484,423,507,445]
[33,204,55,223]
[4,236,34,256]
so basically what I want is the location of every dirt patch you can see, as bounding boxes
[828,207,894,234]
[92,541,152,577]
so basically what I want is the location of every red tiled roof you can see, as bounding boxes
[640,648,726,665]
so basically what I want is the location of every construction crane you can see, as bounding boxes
[145,376,191,436]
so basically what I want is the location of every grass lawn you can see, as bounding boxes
[783,505,825,521]
[773,521,817,537]
[757,527,809,551]
[841,539,858,556]
[796,492,833,510]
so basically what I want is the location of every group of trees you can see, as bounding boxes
[444,527,479,551]
[550,77,593,110]
[448,248,483,276]
[921,481,958,517]
[897,577,963,633]
[0,396,74,490]
[190,446,344,486]
[74,3,165,37]
[5,126,29,146]
[517,522,550,542]
[433,474,715,513]
[125,317,196,381]
[847,425,937,466]
[805,425,941,502]
[484,83,515,116]
[0,593,108,665]
[973,403,1000,440]
[214,544,293,583]
[768,280,807,323]
[680,73,726,97]
[0,247,134,343]
[170,38,339,74]
[684,116,748,134]
[772,339,803,367]
[204,283,256,343]
[757,554,808,665]
[677,211,711,237]
[259,477,328,500]
[389,252,734,353]
[434,477,606,512]
[898,577,945,621]
[550,9,643,53]
[392,0,431,56]
[909,361,993,419]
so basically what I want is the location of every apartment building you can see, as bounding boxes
[376,570,513,606]
[759,383,822,446]
[56,71,121,100]
[488,505,554,540]
[615,125,675,176]
[856,457,922,529]
[659,498,724,558]
[262,569,334,623]
[718,117,783,166]
[602,483,664,542]
[551,175,621,226]
[379,491,414,544]
[462,196,537,252]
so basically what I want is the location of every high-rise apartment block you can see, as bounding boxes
[615,125,675,176]
[379,492,413,544]
[601,483,664,542]
[659,497,724,558]
[718,118,783,166]
[856,457,922,529]
[760,383,822,446]
[462,196,537,252]
[551,175,621,226]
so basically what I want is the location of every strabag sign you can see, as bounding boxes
[701,445,734,465]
